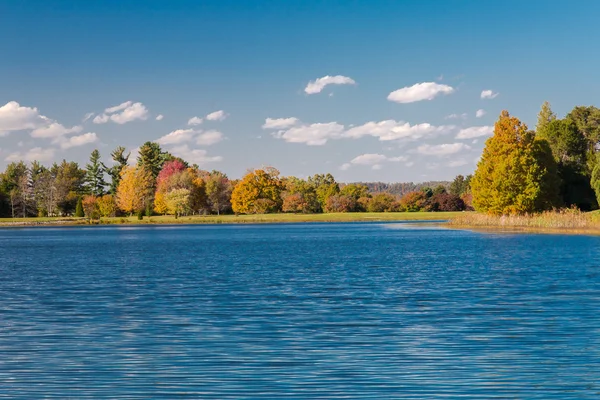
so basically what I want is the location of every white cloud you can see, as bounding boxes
[350,153,388,165]
[304,75,356,95]
[448,158,469,167]
[0,101,49,136]
[475,109,486,118]
[196,130,223,146]
[31,123,82,139]
[445,113,467,120]
[156,129,196,146]
[387,82,454,104]
[206,110,227,121]
[93,101,149,124]
[372,164,383,170]
[58,132,98,149]
[155,114,164,121]
[456,126,493,139]
[188,116,203,126]
[6,147,55,162]
[82,112,95,122]
[339,163,351,171]
[169,145,222,166]
[262,117,299,129]
[480,90,498,99]
[416,143,470,156]
[272,122,345,145]
[343,120,453,142]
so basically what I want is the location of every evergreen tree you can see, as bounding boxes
[75,197,84,217]
[471,111,561,215]
[85,149,107,196]
[103,146,130,195]
[137,141,166,179]
[536,101,556,132]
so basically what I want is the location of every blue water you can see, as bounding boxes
[1,222,599,398]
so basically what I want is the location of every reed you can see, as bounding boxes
[448,209,600,232]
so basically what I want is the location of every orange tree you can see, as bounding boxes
[231,167,284,214]
[471,110,560,215]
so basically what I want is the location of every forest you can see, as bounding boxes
[0,142,471,220]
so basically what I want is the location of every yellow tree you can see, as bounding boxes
[471,110,560,215]
[231,168,284,214]
[116,166,154,215]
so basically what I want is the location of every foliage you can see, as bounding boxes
[103,146,129,195]
[164,188,191,217]
[309,173,340,211]
[536,100,556,132]
[425,193,466,212]
[82,195,99,219]
[449,174,472,196]
[366,192,396,212]
[231,168,284,214]
[75,197,84,217]
[281,177,320,213]
[116,166,155,215]
[137,141,167,179]
[205,171,233,215]
[471,110,561,215]
[324,194,356,213]
[399,191,427,212]
[84,149,106,196]
[96,194,117,217]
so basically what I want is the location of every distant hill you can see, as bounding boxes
[350,181,451,197]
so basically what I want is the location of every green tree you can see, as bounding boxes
[103,146,130,195]
[471,110,561,215]
[308,173,340,211]
[137,141,166,179]
[449,174,472,196]
[75,197,84,217]
[536,101,556,132]
[85,149,107,196]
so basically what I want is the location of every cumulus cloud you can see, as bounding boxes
[0,101,49,136]
[475,109,486,118]
[156,129,197,146]
[58,132,98,149]
[188,116,203,126]
[93,101,149,124]
[343,120,453,142]
[262,117,299,129]
[31,123,82,139]
[342,153,410,170]
[456,126,493,139]
[271,122,345,146]
[196,130,223,146]
[82,112,95,123]
[304,75,356,95]
[387,82,454,104]
[480,90,498,99]
[169,145,222,166]
[6,147,55,162]
[416,143,471,156]
[206,110,227,121]
[155,114,164,121]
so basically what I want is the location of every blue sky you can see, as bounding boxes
[1,0,599,182]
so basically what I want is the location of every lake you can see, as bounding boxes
[1,222,599,398]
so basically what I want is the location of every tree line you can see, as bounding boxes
[471,103,600,215]
[0,142,471,219]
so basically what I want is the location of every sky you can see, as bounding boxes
[1,0,600,182]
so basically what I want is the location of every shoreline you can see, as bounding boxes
[0,212,462,228]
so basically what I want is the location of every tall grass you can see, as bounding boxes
[448,209,600,231]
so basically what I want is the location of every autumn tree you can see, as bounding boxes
[399,191,427,212]
[308,173,340,212]
[324,194,356,213]
[205,170,233,215]
[82,195,99,219]
[104,146,130,195]
[116,166,154,215]
[471,110,561,215]
[340,183,371,211]
[281,177,320,213]
[366,192,396,212]
[536,101,556,132]
[165,188,191,217]
[96,194,117,217]
[85,149,107,196]
[231,168,284,214]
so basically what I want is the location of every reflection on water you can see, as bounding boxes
[1,222,599,398]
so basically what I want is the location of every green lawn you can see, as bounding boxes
[0,212,463,226]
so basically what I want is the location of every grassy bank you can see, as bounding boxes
[0,212,462,227]
[448,210,600,234]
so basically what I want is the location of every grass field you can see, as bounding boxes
[0,212,462,227]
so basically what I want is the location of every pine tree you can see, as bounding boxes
[75,197,84,217]
[536,101,556,133]
[137,141,166,179]
[85,149,107,196]
[103,146,130,195]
